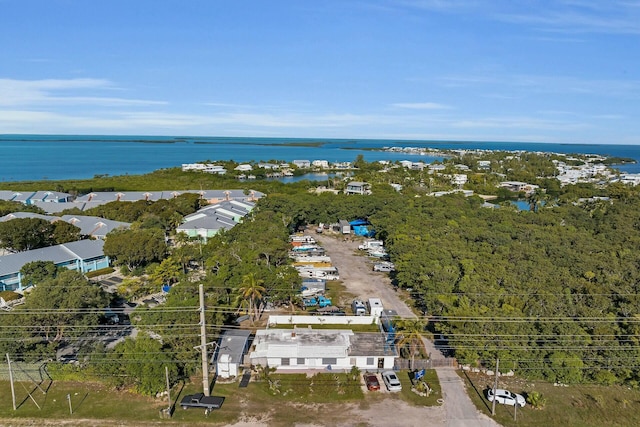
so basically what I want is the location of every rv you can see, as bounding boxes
[352,299,367,316]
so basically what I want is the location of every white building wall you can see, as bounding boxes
[268,315,378,326]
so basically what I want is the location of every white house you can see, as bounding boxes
[182,163,227,174]
[248,328,396,372]
[345,181,371,195]
[312,160,329,169]
[451,174,468,186]
[215,330,251,379]
[293,160,311,168]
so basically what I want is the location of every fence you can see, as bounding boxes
[267,315,378,326]
[0,362,48,382]
[394,358,458,370]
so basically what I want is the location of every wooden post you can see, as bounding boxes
[199,284,210,396]
[67,393,73,415]
[491,358,499,416]
[6,354,16,410]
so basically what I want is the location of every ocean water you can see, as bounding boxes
[1,134,639,182]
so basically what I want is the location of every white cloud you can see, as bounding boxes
[391,102,452,110]
[0,78,165,107]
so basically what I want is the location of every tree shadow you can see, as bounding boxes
[74,392,89,411]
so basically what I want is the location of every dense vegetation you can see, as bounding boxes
[2,152,640,393]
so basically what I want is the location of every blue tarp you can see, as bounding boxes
[349,219,374,236]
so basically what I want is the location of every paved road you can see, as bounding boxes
[314,231,501,427]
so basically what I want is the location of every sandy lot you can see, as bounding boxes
[311,230,415,318]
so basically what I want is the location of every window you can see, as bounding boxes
[367,357,374,366]
[297,358,305,365]
[281,358,290,366]
[322,358,337,365]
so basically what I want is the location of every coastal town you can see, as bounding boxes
[1,146,640,425]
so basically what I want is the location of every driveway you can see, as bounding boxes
[312,231,501,427]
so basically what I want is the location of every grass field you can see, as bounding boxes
[461,370,640,427]
[0,369,441,426]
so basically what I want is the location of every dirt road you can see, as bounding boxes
[309,230,501,427]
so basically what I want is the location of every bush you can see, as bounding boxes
[85,267,115,278]
[0,290,22,302]
[527,391,547,409]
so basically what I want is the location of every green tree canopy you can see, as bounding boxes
[0,217,55,251]
[103,228,167,271]
[20,269,109,348]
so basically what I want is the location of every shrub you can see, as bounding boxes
[85,267,115,278]
[0,290,22,302]
[527,391,547,409]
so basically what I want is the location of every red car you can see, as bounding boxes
[363,373,381,391]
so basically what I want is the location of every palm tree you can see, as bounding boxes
[527,189,545,212]
[396,318,426,370]
[238,273,265,324]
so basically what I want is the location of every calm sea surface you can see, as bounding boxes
[2,134,640,182]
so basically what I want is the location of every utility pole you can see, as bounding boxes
[165,366,172,411]
[199,284,210,396]
[6,354,16,410]
[491,358,499,416]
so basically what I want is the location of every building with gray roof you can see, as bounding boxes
[0,212,58,222]
[216,330,252,379]
[248,328,396,372]
[0,213,130,239]
[177,200,254,242]
[0,239,109,291]
[60,215,131,239]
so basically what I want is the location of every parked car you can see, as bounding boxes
[373,262,395,272]
[363,373,380,391]
[486,388,526,407]
[381,371,402,392]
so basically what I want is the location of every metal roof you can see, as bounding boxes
[218,330,251,364]
[0,239,105,277]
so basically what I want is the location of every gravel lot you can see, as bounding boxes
[310,230,415,317]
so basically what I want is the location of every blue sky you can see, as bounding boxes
[1,0,639,144]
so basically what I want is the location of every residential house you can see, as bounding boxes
[428,164,447,173]
[1,212,131,240]
[345,181,371,195]
[312,160,329,169]
[257,163,280,170]
[248,328,396,372]
[215,330,251,379]
[60,215,131,239]
[293,160,311,168]
[182,163,227,174]
[332,162,352,169]
[499,181,539,194]
[451,174,468,186]
[176,200,254,242]
[0,212,58,223]
[0,240,109,291]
